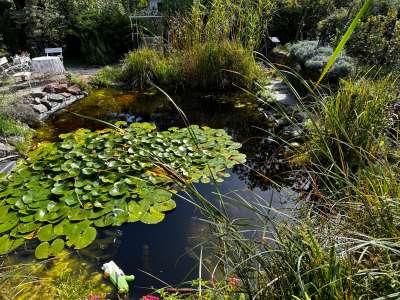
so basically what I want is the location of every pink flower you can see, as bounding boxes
[142,295,160,300]
[228,277,240,287]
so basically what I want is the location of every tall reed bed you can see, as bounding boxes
[168,0,276,51]
[93,42,263,91]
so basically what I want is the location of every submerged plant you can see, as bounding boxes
[0,122,245,259]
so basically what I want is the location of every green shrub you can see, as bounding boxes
[289,40,354,81]
[269,0,337,43]
[346,7,400,68]
[67,7,131,64]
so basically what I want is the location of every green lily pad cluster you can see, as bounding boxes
[0,122,245,259]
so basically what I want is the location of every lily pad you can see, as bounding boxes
[35,241,50,259]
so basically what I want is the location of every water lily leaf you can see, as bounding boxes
[35,242,50,259]
[35,209,48,222]
[54,220,68,235]
[109,182,129,197]
[51,183,69,195]
[89,207,113,219]
[0,212,18,234]
[0,205,10,218]
[67,207,90,221]
[127,200,150,222]
[153,200,176,212]
[93,213,115,227]
[20,215,35,223]
[18,222,41,234]
[70,226,97,250]
[0,235,24,255]
[82,168,95,175]
[38,224,56,242]
[61,192,78,206]
[50,238,64,255]
[141,207,165,224]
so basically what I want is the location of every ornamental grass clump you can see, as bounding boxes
[118,48,176,89]
[304,76,398,176]
[178,41,262,90]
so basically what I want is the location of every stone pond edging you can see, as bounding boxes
[0,82,87,174]
[26,82,87,121]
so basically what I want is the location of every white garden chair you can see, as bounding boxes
[0,57,11,76]
[45,47,63,61]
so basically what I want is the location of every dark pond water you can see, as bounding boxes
[32,89,297,298]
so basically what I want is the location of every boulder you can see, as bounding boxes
[48,94,65,103]
[67,84,82,95]
[54,83,69,93]
[7,136,24,146]
[60,92,72,98]
[31,91,46,99]
[40,100,53,110]
[0,142,16,153]
[33,98,42,105]
[32,104,48,114]
[43,83,68,93]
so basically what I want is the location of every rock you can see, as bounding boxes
[68,95,77,102]
[0,160,17,174]
[32,104,48,114]
[5,103,41,128]
[40,100,52,110]
[60,92,72,98]
[67,84,82,95]
[43,83,68,93]
[31,91,46,98]
[21,96,32,104]
[48,94,65,103]
[7,136,24,146]
[275,93,297,107]
[0,142,16,153]
[43,83,56,93]
[54,83,69,93]
[33,98,42,105]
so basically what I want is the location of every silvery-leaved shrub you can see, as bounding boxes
[289,40,354,82]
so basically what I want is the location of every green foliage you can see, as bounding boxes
[104,41,262,91]
[304,76,397,174]
[0,0,66,56]
[168,0,276,50]
[67,4,131,64]
[346,6,400,67]
[119,48,175,89]
[269,0,338,43]
[317,0,372,84]
[0,122,245,259]
[178,41,262,90]
[0,94,34,154]
[66,73,90,91]
[289,40,354,81]
[91,66,123,88]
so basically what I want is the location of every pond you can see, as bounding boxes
[9,89,298,298]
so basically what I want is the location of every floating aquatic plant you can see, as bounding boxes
[0,122,245,259]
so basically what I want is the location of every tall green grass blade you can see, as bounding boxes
[317,0,372,85]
